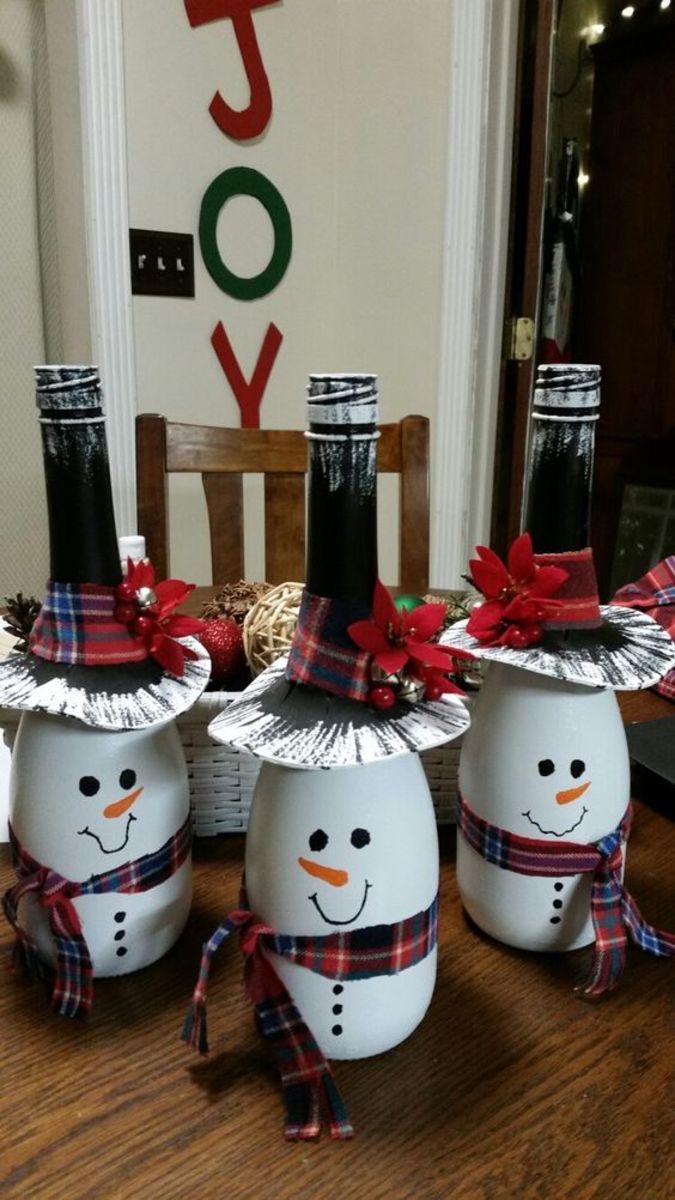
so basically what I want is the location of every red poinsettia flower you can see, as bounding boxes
[347,580,474,679]
[466,533,568,648]
[114,559,206,676]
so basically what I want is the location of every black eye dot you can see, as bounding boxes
[119,768,136,790]
[79,776,100,797]
[538,759,555,777]
[350,828,371,849]
[309,828,328,852]
[570,759,585,779]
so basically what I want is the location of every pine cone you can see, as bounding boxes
[3,592,41,651]
[200,579,271,626]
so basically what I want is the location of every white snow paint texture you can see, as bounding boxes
[457,662,629,952]
[245,754,438,1059]
[208,655,471,769]
[314,437,377,496]
[10,711,191,975]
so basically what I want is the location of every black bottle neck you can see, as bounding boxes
[522,366,600,554]
[304,375,378,605]
[36,368,122,586]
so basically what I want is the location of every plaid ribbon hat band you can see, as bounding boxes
[456,793,675,995]
[30,581,147,667]
[285,590,372,702]
[533,547,603,630]
[182,884,439,1140]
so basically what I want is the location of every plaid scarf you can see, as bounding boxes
[613,556,675,700]
[182,886,439,1140]
[30,581,147,667]
[285,590,373,702]
[456,793,675,995]
[3,816,192,1018]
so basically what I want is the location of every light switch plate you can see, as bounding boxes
[129,229,195,297]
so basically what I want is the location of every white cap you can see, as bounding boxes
[118,535,146,565]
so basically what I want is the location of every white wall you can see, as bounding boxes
[122,0,453,586]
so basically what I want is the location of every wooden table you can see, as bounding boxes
[1,689,674,1199]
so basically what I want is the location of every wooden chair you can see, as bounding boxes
[135,414,430,593]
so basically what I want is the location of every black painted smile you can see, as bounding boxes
[310,880,372,926]
[78,813,137,855]
[522,806,588,838]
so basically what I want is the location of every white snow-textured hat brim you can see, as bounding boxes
[442,607,675,691]
[0,637,211,730]
[208,655,471,769]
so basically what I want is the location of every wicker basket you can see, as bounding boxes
[0,695,469,837]
[177,691,470,834]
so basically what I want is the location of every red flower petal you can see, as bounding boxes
[529,565,569,598]
[374,647,408,674]
[470,556,509,599]
[406,640,456,670]
[155,579,194,617]
[149,633,185,676]
[128,559,155,590]
[163,615,206,637]
[403,601,446,642]
[347,619,392,655]
[372,578,397,632]
[508,533,535,584]
[467,599,505,634]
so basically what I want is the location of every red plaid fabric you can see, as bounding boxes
[457,793,675,995]
[3,817,191,1017]
[532,548,602,630]
[286,590,373,701]
[612,557,675,699]
[30,581,147,666]
[182,885,439,1140]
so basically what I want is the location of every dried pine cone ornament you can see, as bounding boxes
[3,593,41,652]
[200,580,271,626]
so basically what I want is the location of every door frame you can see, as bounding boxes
[75,0,521,584]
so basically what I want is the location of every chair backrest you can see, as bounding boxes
[135,413,430,592]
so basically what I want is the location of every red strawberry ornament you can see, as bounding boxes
[198,617,247,688]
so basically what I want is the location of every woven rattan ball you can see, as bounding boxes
[243,581,304,676]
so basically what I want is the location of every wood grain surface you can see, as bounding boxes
[1,700,673,1199]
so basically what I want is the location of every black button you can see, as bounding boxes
[332,1024,343,1036]
[332,1004,343,1015]
[552,900,563,910]
[550,916,561,925]
[333,984,343,995]
[114,912,126,922]
[554,882,564,892]
[114,930,125,941]
[116,946,128,956]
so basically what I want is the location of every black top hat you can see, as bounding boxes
[0,367,209,729]
[445,365,675,689]
[208,374,471,768]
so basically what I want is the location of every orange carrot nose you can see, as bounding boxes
[298,857,349,887]
[103,786,144,819]
[555,781,590,806]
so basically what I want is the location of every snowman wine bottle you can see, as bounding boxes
[1,366,209,1016]
[187,374,471,1138]
[246,377,440,1057]
[449,364,675,981]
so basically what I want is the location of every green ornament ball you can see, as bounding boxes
[394,593,425,614]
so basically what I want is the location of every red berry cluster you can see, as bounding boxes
[114,580,161,647]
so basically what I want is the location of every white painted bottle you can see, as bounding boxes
[245,375,440,1056]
